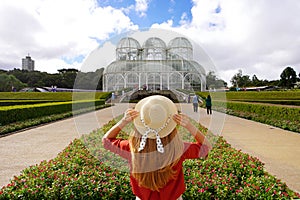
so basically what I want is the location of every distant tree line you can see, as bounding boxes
[0,66,299,92]
[205,66,299,90]
[0,68,104,92]
[229,66,299,90]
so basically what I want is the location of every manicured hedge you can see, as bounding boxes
[225,90,300,100]
[233,99,300,106]
[0,119,299,199]
[0,92,111,101]
[0,104,111,136]
[197,91,300,101]
[0,100,105,126]
[0,100,59,106]
[212,101,300,132]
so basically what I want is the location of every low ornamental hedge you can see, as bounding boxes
[0,92,111,101]
[0,100,105,126]
[197,91,300,101]
[224,91,300,101]
[0,100,59,106]
[212,101,300,133]
[0,104,111,136]
[1,119,299,199]
[233,99,300,106]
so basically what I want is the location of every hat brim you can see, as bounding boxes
[133,95,178,139]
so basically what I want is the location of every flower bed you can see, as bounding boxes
[1,120,299,199]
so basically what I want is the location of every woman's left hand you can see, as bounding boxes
[173,113,191,129]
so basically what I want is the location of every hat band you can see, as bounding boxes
[138,115,171,153]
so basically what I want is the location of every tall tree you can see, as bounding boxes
[0,74,27,91]
[279,66,297,89]
[230,70,251,88]
[230,70,242,88]
[206,71,227,89]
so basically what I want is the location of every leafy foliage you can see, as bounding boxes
[0,92,111,135]
[0,74,27,92]
[279,66,298,89]
[1,120,299,199]
[230,70,251,88]
[0,104,110,136]
[0,92,111,101]
[206,71,227,89]
[211,100,300,133]
[197,91,300,132]
[3,68,105,91]
[0,100,105,126]
[197,91,300,101]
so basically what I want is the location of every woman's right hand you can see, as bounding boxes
[103,108,139,139]
[122,108,139,125]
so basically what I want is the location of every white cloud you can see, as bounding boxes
[152,20,173,29]
[1,0,300,87]
[135,0,150,17]
[151,0,300,85]
[0,0,138,73]
[179,12,189,26]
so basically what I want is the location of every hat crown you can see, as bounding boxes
[134,95,178,139]
[142,101,168,129]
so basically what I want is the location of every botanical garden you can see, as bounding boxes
[0,90,300,199]
[0,35,300,199]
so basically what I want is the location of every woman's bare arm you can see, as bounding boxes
[173,113,212,151]
[102,109,139,139]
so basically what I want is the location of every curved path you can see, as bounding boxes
[1,103,300,193]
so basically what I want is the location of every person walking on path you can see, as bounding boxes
[205,95,212,115]
[192,94,201,112]
[102,95,211,200]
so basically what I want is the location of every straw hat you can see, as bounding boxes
[134,95,178,139]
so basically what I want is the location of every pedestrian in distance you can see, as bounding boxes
[205,95,212,115]
[192,94,201,112]
[102,95,212,200]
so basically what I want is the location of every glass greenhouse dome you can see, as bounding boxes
[103,37,206,91]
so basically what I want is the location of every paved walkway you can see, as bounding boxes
[1,103,300,193]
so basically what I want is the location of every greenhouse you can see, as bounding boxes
[103,37,206,92]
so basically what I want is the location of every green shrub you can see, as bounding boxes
[0,100,59,106]
[213,101,300,132]
[0,100,105,126]
[225,91,300,100]
[197,91,300,101]
[0,121,300,199]
[234,99,300,106]
[1,119,299,199]
[0,104,111,136]
[0,92,111,101]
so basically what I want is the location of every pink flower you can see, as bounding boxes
[198,188,205,193]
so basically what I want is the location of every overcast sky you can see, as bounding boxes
[1,0,300,86]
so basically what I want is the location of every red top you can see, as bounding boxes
[103,138,209,200]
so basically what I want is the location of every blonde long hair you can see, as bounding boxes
[129,128,184,191]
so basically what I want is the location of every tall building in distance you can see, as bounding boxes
[22,54,35,71]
